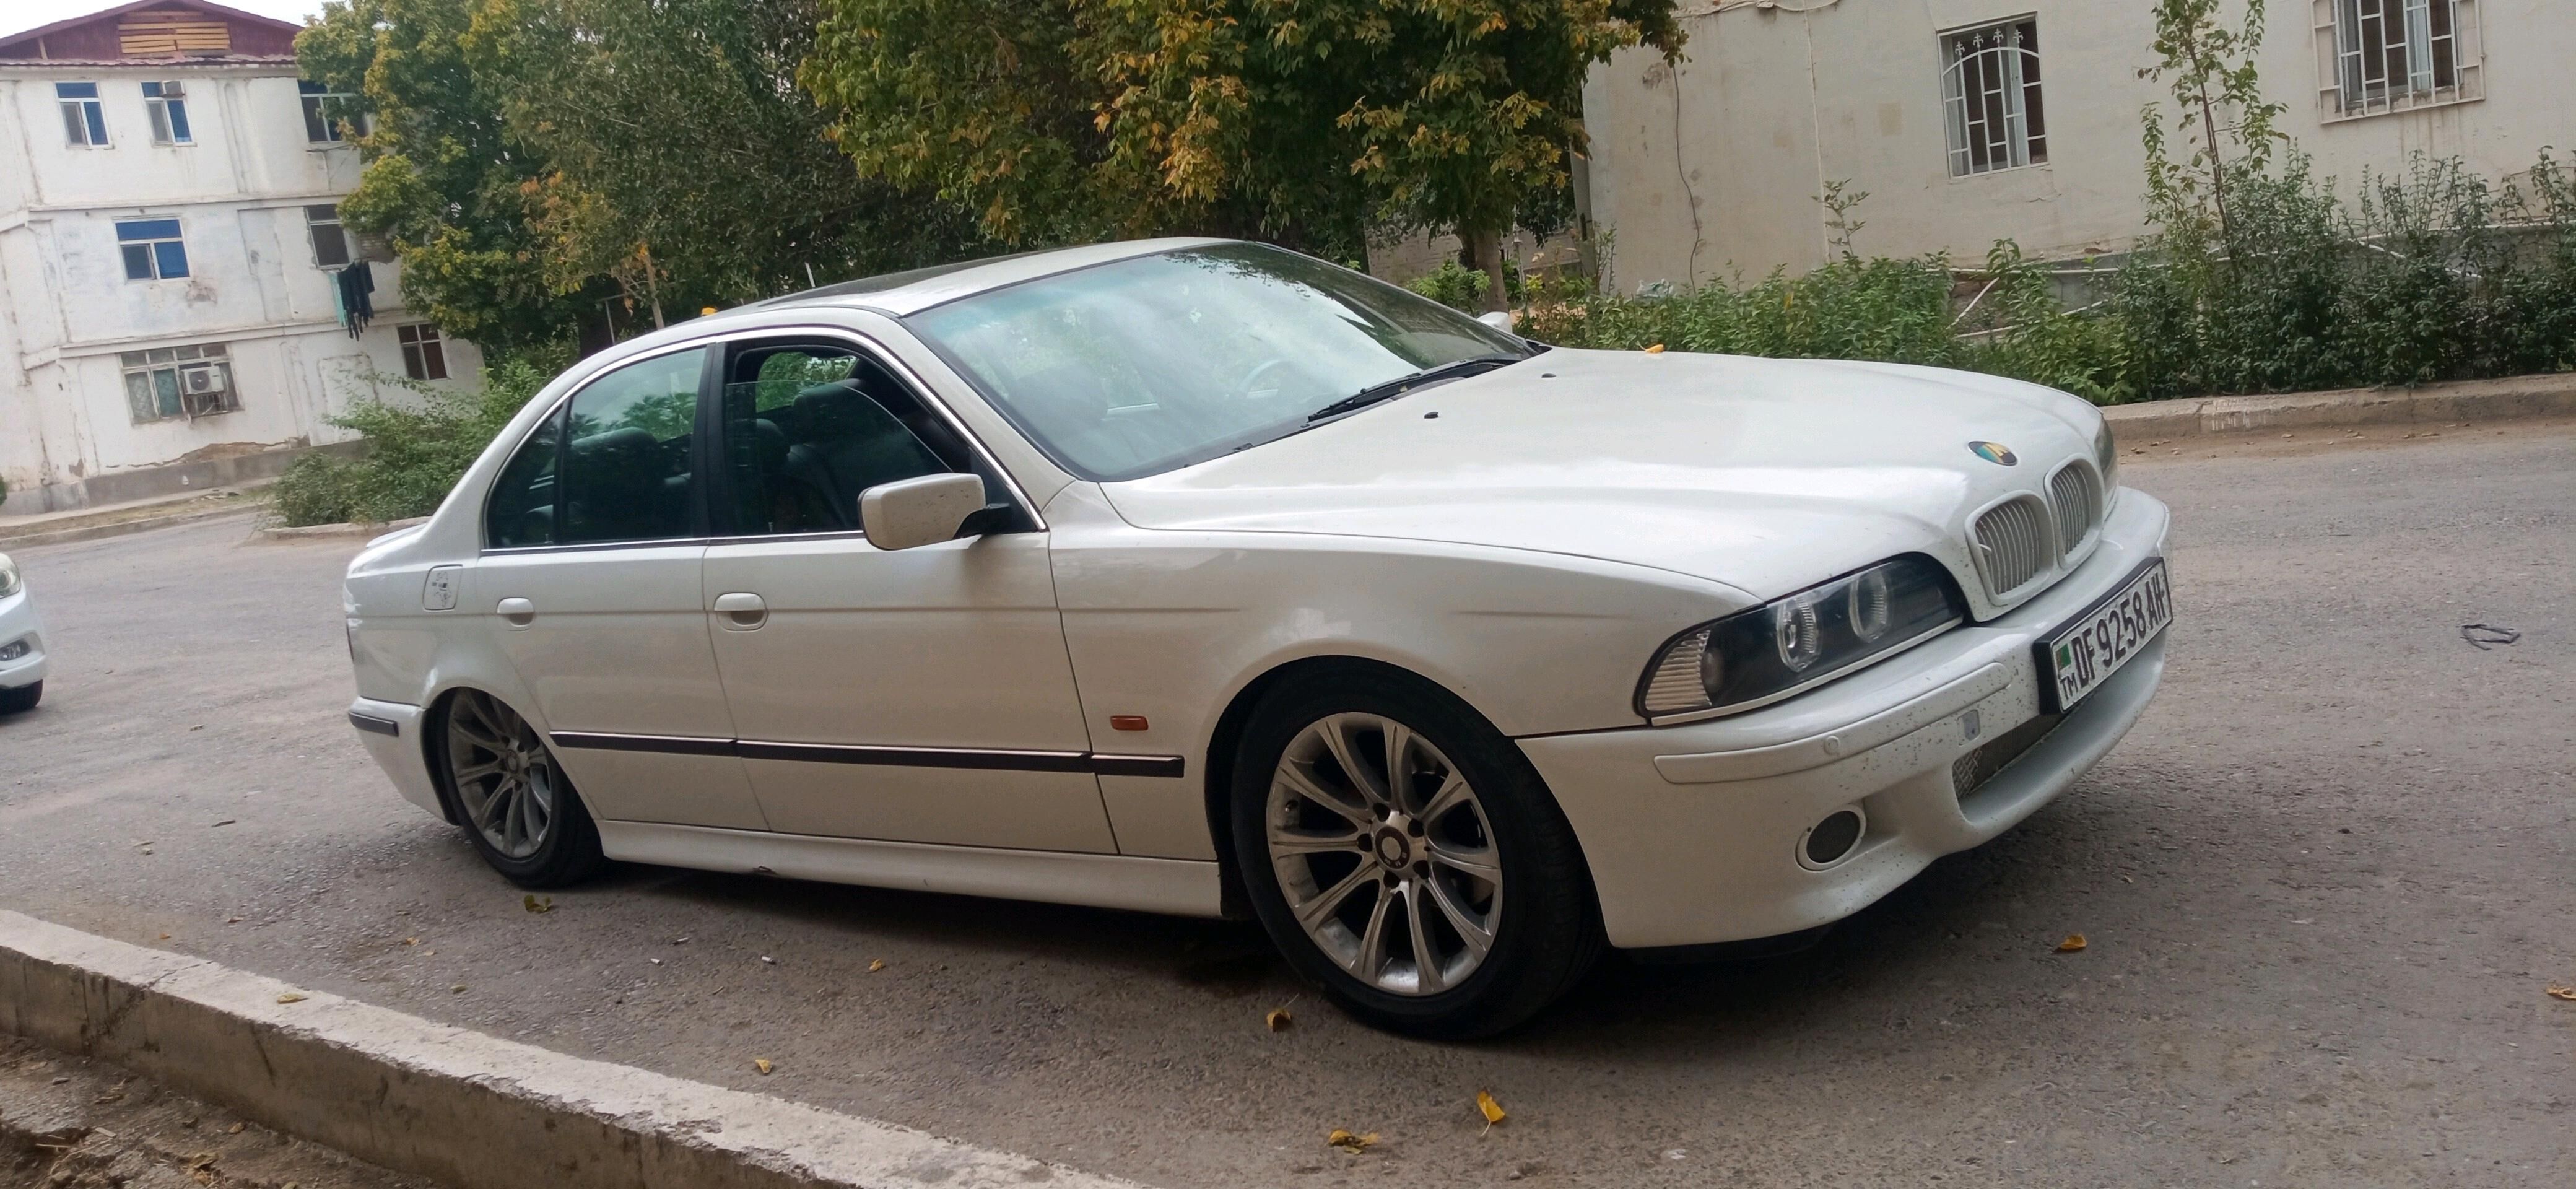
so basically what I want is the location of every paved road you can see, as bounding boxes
[2,424,2570,1188]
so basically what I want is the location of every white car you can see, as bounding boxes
[0,551,45,714]
[344,239,2170,1036]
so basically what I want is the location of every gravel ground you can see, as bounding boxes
[0,422,2568,1188]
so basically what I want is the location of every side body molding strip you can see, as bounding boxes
[550,731,1186,778]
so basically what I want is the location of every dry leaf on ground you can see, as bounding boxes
[754,1058,775,1075]
[523,895,554,914]
[1645,344,1666,354]
[868,959,886,972]
[274,992,308,1004]
[2547,983,2576,1002]
[2055,934,2087,952]
[1326,1129,1379,1153]
[1476,1090,1507,1128]
[1265,1007,1292,1032]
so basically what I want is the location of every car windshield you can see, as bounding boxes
[906,243,1532,481]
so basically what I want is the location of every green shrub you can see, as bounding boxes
[269,346,565,527]
[1404,259,1524,311]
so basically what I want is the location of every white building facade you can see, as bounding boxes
[0,1,481,516]
[1578,0,2573,290]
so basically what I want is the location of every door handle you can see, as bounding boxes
[713,592,767,630]
[496,597,536,629]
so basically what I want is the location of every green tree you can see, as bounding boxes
[298,0,593,350]
[801,0,1684,308]
[2137,0,2285,240]
[464,0,989,315]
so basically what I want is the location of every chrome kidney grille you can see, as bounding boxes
[1971,460,2108,601]
[1971,495,2053,597]
[2047,462,2103,555]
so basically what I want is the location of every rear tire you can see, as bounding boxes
[1230,668,1602,1039]
[0,682,39,715]
[435,690,607,889]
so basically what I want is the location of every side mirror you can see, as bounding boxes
[1476,310,1516,333]
[856,473,988,550]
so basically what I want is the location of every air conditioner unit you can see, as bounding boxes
[181,364,227,395]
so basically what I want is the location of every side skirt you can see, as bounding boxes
[592,821,1228,919]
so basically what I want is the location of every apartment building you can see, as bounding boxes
[1578,1,2572,289]
[0,1,481,516]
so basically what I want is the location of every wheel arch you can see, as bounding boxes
[1198,654,1595,921]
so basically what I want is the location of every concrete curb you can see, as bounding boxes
[0,504,259,551]
[253,515,428,542]
[2103,372,2576,441]
[0,912,1151,1189]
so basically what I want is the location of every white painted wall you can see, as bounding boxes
[1580,0,2572,291]
[0,62,482,515]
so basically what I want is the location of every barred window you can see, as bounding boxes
[2321,0,2481,116]
[120,344,238,423]
[1941,18,2047,178]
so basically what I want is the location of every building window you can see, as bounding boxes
[306,204,352,268]
[1941,18,2048,177]
[299,81,362,143]
[120,344,237,423]
[142,81,193,144]
[2326,0,2479,116]
[57,82,108,146]
[398,324,450,381]
[115,219,190,281]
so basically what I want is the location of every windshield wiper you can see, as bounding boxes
[1304,355,1525,424]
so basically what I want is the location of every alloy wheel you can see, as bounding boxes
[1264,713,1502,996]
[443,691,558,860]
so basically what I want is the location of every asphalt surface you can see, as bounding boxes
[1,422,2569,1188]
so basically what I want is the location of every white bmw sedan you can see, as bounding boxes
[0,551,44,714]
[344,239,2170,1036]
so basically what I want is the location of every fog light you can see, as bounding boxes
[1800,808,1865,868]
[0,640,27,662]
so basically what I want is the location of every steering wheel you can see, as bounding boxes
[1238,357,1298,401]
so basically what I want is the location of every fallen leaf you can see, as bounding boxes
[450,985,467,994]
[1265,1007,1292,1032]
[401,937,419,946]
[275,993,308,1004]
[1644,344,1666,354]
[2547,983,2576,1002]
[523,895,554,914]
[211,820,235,828]
[225,1123,245,1134]
[2055,934,2087,953]
[1476,1090,1507,1128]
[191,1152,219,1170]
[1326,1129,1379,1153]
[189,725,204,731]
[868,959,886,973]
[753,1058,775,1075]
[225,917,242,925]
[159,933,172,941]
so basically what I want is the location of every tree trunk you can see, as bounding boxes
[1463,227,1508,313]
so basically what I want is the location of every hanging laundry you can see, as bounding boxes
[336,262,375,338]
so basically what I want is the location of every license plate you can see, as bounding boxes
[2037,560,2172,713]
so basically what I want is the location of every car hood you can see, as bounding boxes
[1097,348,2105,613]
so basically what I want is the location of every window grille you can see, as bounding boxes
[121,344,237,423]
[2319,0,2481,116]
[1941,19,2048,178]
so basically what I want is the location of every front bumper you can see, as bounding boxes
[0,590,46,690]
[1521,490,2172,950]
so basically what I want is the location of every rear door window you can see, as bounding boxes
[556,349,707,544]
[485,408,562,547]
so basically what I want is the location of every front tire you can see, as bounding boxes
[436,690,606,889]
[1231,669,1601,1039]
[0,681,39,715]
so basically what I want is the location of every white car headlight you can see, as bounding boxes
[0,553,20,599]
[1637,556,1967,720]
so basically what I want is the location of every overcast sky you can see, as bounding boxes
[2,1,328,41]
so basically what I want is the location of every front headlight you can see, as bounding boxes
[0,553,20,599]
[2094,419,2119,493]
[1637,556,1967,720]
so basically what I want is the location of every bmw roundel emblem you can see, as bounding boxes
[1969,441,2019,466]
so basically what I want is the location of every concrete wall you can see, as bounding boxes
[0,61,483,515]
[1580,0,2572,292]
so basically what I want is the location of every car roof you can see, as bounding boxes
[749,236,1231,318]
